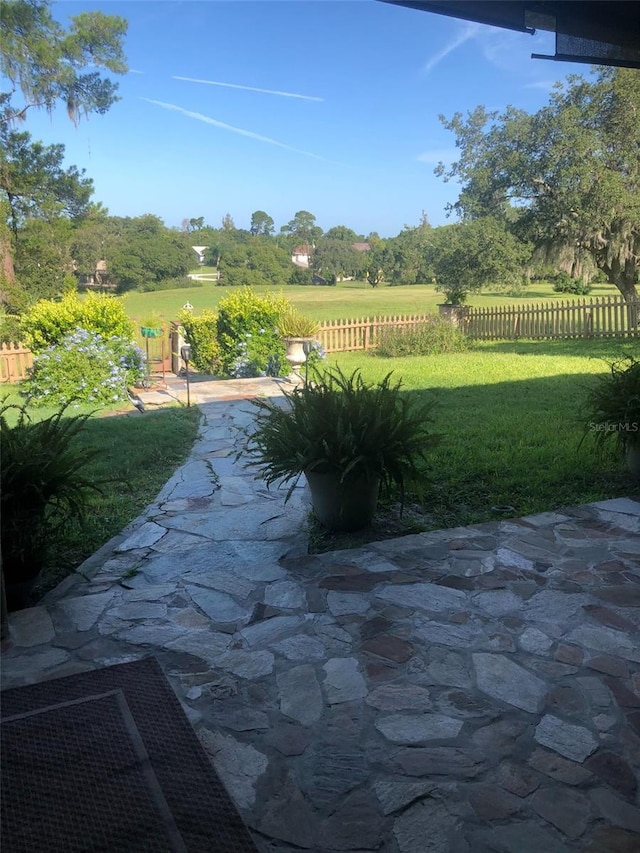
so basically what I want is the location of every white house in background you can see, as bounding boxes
[191,246,208,265]
[291,245,312,268]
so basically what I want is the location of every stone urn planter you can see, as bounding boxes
[284,337,312,377]
[437,304,469,325]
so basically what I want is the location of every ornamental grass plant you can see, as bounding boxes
[1,401,101,592]
[246,365,438,507]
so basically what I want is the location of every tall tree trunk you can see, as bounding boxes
[609,257,639,329]
[0,226,16,307]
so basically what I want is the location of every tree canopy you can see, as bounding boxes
[437,68,640,301]
[0,0,128,310]
[1,0,127,123]
[250,210,275,236]
[427,218,531,304]
[280,210,323,245]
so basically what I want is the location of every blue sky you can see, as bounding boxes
[26,1,583,236]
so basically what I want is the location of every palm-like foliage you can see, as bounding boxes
[246,366,438,505]
[1,402,101,584]
[584,356,640,452]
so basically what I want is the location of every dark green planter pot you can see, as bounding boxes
[305,470,379,532]
[627,444,640,480]
[4,575,39,612]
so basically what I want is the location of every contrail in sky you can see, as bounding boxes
[172,76,324,102]
[423,23,479,74]
[141,98,328,160]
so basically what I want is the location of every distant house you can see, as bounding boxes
[78,258,116,289]
[291,242,369,270]
[192,246,208,265]
[291,245,312,268]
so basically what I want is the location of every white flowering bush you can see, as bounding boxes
[25,327,145,407]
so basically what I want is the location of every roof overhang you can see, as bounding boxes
[381,1,640,69]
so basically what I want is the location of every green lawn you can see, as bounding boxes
[123,279,621,326]
[5,280,634,591]
[316,337,634,540]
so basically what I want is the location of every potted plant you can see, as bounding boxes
[246,366,438,531]
[278,307,320,376]
[1,402,100,610]
[583,355,640,479]
[140,312,164,338]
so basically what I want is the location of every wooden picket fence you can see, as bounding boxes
[0,343,33,383]
[2,295,637,380]
[465,294,639,341]
[318,313,433,353]
[318,295,639,353]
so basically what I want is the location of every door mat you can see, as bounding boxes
[1,657,258,852]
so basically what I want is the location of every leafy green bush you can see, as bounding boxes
[583,355,640,453]
[1,401,100,589]
[0,311,22,344]
[376,317,471,357]
[552,272,592,295]
[20,292,134,352]
[25,328,145,407]
[140,276,203,292]
[178,309,222,375]
[216,287,289,377]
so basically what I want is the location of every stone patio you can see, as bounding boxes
[2,378,640,852]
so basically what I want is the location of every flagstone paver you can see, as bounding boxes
[2,377,640,852]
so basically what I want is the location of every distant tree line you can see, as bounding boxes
[2,0,636,324]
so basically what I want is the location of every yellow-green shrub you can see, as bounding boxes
[20,293,134,352]
[216,288,290,377]
[178,309,222,375]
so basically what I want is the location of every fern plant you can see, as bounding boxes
[583,356,640,453]
[246,365,438,507]
[1,402,101,590]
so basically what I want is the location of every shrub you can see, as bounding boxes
[25,328,145,407]
[1,401,100,589]
[230,330,286,378]
[216,287,289,377]
[0,311,22,344]
[20,292,133,352]
[140,276,203,291]
[376,317,471,357]
[304,339,327,374]
[178,309,222,375]
[552,272,592,295]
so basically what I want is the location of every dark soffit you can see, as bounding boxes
[381,1,640,69]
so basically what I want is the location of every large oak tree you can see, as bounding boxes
[437,68,640,305]
[0,0,127,308]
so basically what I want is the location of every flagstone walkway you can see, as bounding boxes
[2,378,640,852]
